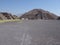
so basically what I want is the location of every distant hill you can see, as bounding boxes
[20,9,58,20]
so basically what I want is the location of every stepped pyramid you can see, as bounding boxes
[0,12,16,20]
[20,9,58,20]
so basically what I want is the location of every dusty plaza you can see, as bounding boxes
[0,20,60,45]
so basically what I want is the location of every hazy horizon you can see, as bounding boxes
[0,0,60,16]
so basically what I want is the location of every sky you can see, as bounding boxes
[0,0,60,16]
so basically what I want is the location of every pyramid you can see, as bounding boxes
[0,13,7,20]
[20,9,58,20]
[57,17,60,20]
[0,12,15,20]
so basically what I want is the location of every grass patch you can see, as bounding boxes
[0,19,20,23]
